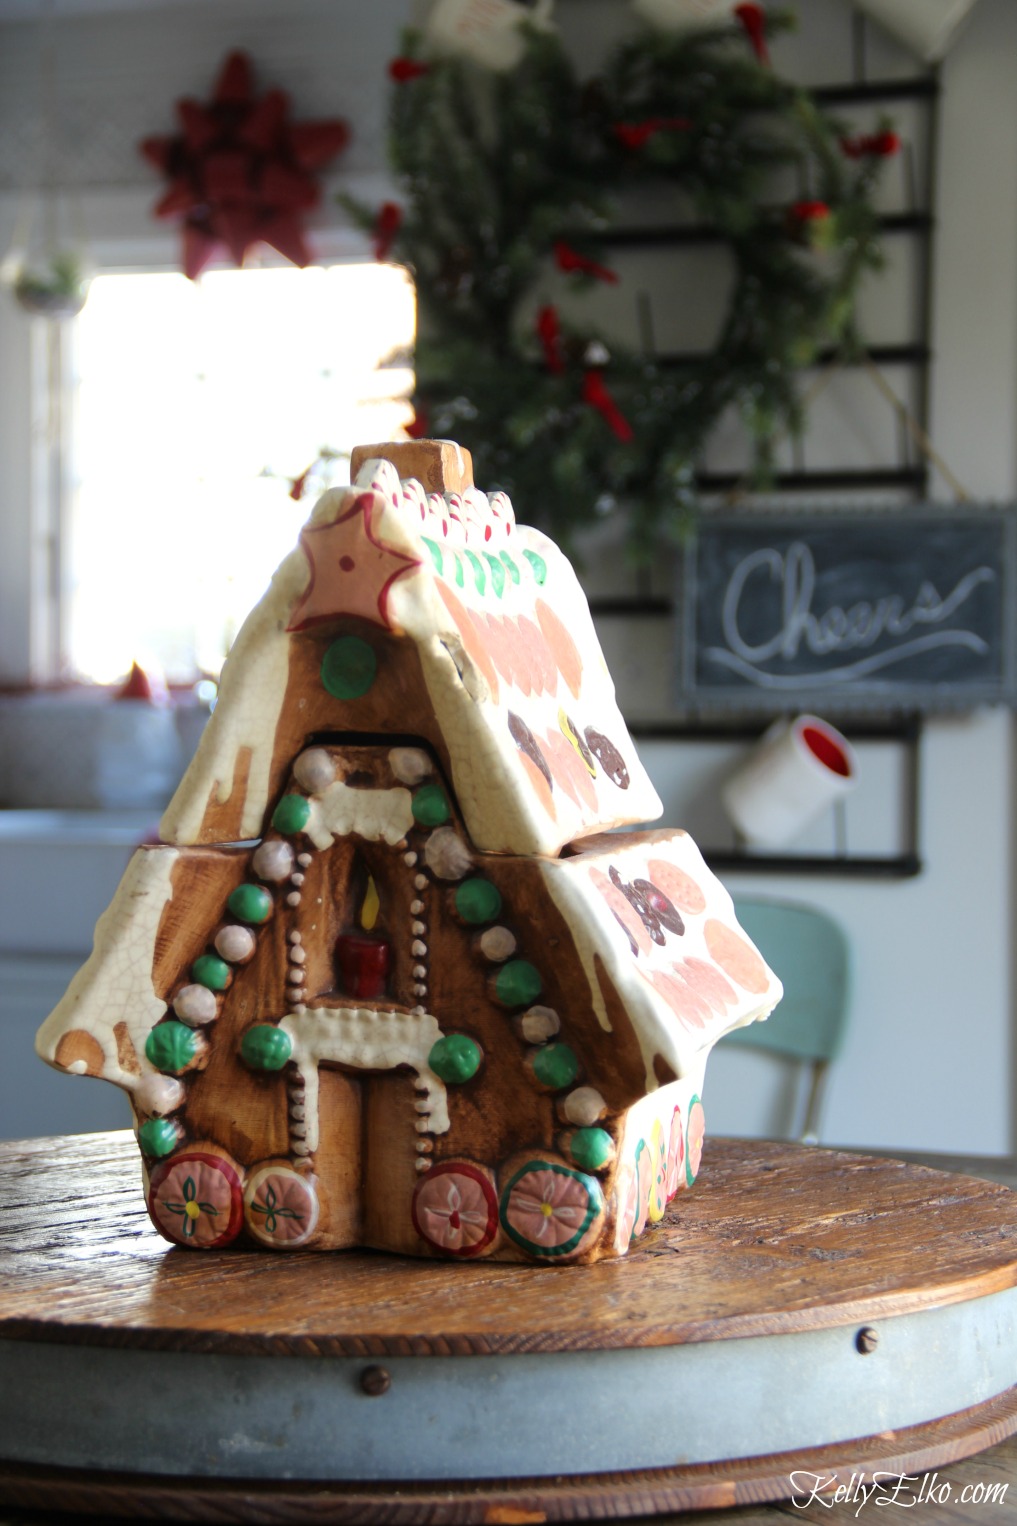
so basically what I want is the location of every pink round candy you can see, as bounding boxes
[244,1164,319,1248]
[412,1162,498,1258]
[148,1151,243,1249]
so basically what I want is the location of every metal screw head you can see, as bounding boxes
[359,1364,392,1396]
[855,1326,879,1354]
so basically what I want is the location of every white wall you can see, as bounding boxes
[0,0,1014,1153]
[662,0,1017,1154]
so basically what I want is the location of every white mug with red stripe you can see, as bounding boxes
[720,714,857,849]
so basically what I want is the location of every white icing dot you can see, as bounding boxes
[292,1002,307,1015]
[410,899,424,915]
[403,851,418,867]
[293,1140,311,1156]
[214,924,256,964]
[415,1157,430,1172]
[479,926,517,962]
[173,984,219,1026]
[411,1005,426,1015]
[414,1099,432,1115]
[414,874,428,891]
[414,1118,433,1134]
[289,1105,306,1122]
[290,872,305,887]
[290,1123,307,1139]
[289,930,302,945]
[289,946,306,965]
[287,969,306,986]
[563,1086,608,1127]
[412,964,427,980]
[417,1137,434,1153]
[287,891,302,907]
[389,746,433,785]
[424,827,472,880]
[520,1005,561,1043]
[66,1059,89,1075]
[411,920,426,936]
[253,840,295,882]
[411,939,427,958]
[297,853,313,867]
[413,984,427,997]
[293,747,337,794]
[135,1073,186,1116]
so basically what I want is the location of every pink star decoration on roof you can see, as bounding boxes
[139,50,349,280]
[289,491,423,632]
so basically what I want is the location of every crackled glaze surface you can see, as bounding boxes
[36,440,781,1262]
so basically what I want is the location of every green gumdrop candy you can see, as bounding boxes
[532,1042,578,1091]
[138,1118,179,1159]
[145,1021,198,1075]
[227,883,273,924]
[272,794,311,835]
[321,635,377,700]
[455,877,502,925]
[241,1024,293,1072]
[494,959,542,1007]
[412,783,450,827]
[428,1033,482,1084]
[570,1126,613,1171]
[192,954,230,991]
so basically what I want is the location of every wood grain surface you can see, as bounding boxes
[2,1132,1016,1358]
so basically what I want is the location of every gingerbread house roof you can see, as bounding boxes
[159,444,662,858]
[538,829,781,1088]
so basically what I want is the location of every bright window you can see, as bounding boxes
[69,263,415,684]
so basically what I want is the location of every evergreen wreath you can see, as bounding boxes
[348,7,895,552]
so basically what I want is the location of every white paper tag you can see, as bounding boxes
[631,0,737,33]
[426,0,554,71]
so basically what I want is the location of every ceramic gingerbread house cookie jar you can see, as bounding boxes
[37,439,782,1264]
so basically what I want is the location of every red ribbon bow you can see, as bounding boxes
[614,117,692,151]
[840,131,901,159]
[139,49,349,280]
[554,241,619,285]
[733,3,770,65]
[789,200,830,224]
[389,57,431,83]
[536,305,565,375]
[582,370,633,443]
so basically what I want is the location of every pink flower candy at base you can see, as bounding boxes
[148,1150,243,1249]
[500,1160,603,1260]
[412,1162,498,1258]
[244,1163,320,1249]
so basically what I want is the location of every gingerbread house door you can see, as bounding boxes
[277,741,449,1253]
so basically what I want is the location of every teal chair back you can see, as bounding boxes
[722,898,850,1143]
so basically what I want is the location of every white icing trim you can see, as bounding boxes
[539,833,781,1094]
[35,847,179,1090]
[279,1005,450,1154]
[304,780,415,851]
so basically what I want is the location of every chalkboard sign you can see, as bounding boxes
[677,505,1017,713]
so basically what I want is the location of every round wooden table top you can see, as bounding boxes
[3,1132,1017,1523]
[2,1130,1016,1358]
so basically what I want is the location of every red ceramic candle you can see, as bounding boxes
[336,933,392,999]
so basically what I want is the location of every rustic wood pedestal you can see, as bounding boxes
[1,1132,1015,1522]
